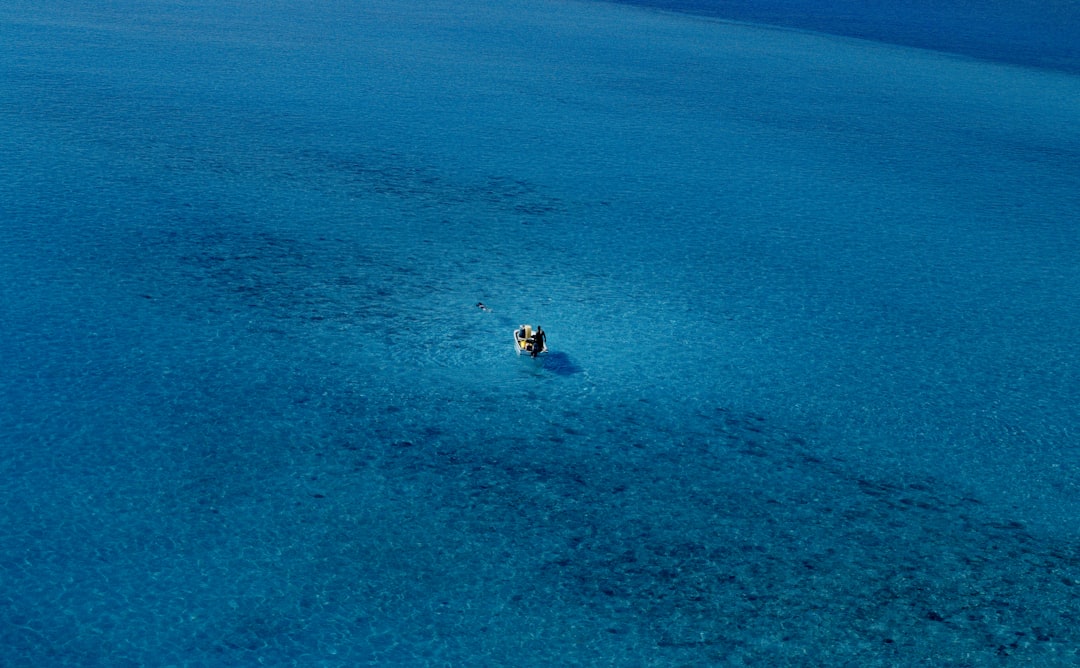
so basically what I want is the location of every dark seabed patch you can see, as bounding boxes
[347,397,1080,664]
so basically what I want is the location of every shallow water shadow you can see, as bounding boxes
[541,351,583,376]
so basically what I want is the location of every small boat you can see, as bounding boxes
[514,324,548,356]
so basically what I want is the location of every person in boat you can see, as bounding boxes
[531,326,546,357]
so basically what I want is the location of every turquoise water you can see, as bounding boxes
[2,0,1079,664]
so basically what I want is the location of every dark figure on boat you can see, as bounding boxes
[531,326,546,357]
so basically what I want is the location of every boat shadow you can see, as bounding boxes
[541,351,583,376]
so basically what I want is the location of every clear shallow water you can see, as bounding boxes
[2,0,1079,665]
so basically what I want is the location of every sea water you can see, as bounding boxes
[2,0,1079,665]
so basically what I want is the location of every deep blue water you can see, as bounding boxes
[2,0,1079,665]
[609,0,1080,74]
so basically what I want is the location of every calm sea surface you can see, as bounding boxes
[2,0,1079,664]
[608,0,1080,74]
